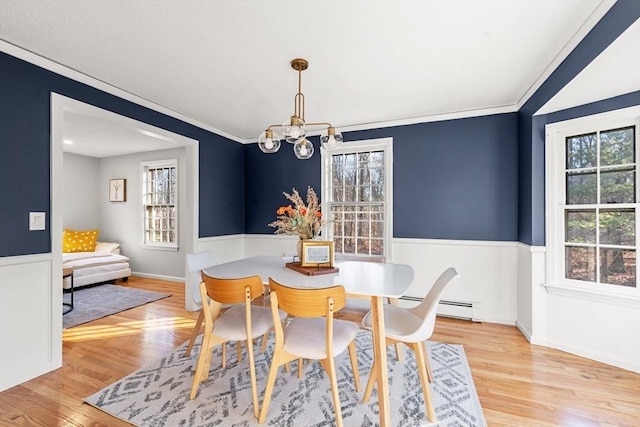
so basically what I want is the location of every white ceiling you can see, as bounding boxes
[1,0,638,158]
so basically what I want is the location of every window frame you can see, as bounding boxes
[545,106,639,302]
[140,158,179,251]
[321,137,393,261]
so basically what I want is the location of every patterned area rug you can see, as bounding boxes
[63,284,171,329]
[85,332,486,426]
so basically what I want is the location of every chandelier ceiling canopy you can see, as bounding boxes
[258,58,343,159]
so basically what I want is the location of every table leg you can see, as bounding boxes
[371,295,390,427]
[63,272,74,315]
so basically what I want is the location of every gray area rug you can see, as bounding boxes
[85,332,487,426]
[63,284,171,329]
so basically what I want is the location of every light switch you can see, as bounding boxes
[29,212,46,231]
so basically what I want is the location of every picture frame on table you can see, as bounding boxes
[300,240,334,267]
[109,179,126,202]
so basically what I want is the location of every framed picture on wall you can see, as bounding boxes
[109,179,126,202]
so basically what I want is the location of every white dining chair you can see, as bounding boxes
[361,267,460,424]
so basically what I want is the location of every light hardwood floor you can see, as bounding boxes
[0,276,638,426]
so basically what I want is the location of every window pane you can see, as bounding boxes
[332,186,343,202]
[344,237,355,253]
[344,186,356,202]
[599,209,635,246]
[369,221,382,239]
[369,151,384,166]
[357,221,370,238]
[566,246,596,282]
[357,238,370,255]
[566,133,597,169]
[371,185,384,202]
[600,168,635,204]
[565,210,596,243]
[566,171,596,204]
[600,127,634,166]
[334,238,343,253]
[600,249,636,287]
[360,185,371,202]
[371,238,384,256]
[333,220,342,236]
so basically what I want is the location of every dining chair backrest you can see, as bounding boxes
[186,250,219,305]
[268,279,347,318]
[200,272,264,305]
[404,267,459,342]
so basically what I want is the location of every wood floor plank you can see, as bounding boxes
[0,275,638,426]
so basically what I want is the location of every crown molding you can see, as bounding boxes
[0,40,245,144]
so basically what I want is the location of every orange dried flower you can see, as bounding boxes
[268,187,325,240]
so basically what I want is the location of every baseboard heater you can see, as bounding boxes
[399,296,482,322]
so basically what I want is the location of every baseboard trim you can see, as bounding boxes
[131,272,184,282]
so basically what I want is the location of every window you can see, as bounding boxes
[321,138,392,261]
[546,107,638,296]
[141,159,178,249]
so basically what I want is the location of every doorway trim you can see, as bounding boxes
[51,92,199,357]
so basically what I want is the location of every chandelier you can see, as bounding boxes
[258,58,343,159]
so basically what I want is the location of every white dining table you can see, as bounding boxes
[204,255,414,427]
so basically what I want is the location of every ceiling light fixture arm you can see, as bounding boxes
[257,58,343,159]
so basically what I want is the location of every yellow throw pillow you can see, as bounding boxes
[63,229,99,253]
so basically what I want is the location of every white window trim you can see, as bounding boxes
[140,158,179,251]
[320,137,393,261]
[545,106,640,305]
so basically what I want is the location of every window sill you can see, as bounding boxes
[543,283,640,309]
[141,244,179,252]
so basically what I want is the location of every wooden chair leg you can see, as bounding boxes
[184,309,204,357]
[298,357,304,379]
[260,331,269,353]
[190,333,212,399]
[362,358,377,402]
[387,298,404,362]
[394,343,404,362]
[236,341,242,363]
[258,352,284,423]
[321,357,344,427]
[424,342,433,383]
[413,342,436,423]
[347,341,361,392]
[246,336,259,418]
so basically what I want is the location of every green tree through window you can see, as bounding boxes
[565,126,636,287]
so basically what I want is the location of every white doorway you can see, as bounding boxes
[50,93,199,360]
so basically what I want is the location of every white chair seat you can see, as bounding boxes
[214,305,286,341]
[362,305,423,341]
[284,317,360,359]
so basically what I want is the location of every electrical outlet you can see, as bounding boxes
[29,212,46,231]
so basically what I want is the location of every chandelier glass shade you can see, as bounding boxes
[258,58,342,159]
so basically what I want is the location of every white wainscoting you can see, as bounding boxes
[393,238,518,325]
[0,253,61,392]
[545,289,640,373]
[517,243,640,373]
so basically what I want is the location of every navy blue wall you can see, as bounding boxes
[0,52,245,257]
[245,113,519,241]
[517,0,640,246]
[244,135,322,236]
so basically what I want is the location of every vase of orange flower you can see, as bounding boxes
[269,186,325,258]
